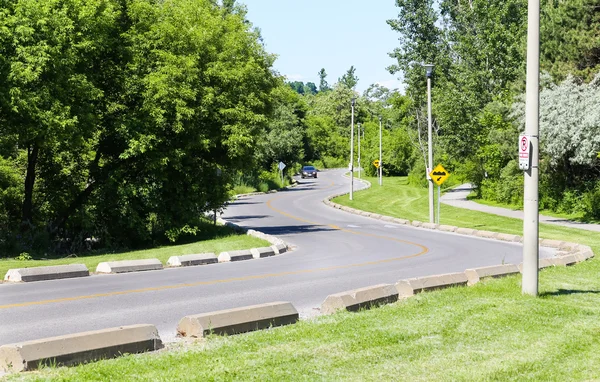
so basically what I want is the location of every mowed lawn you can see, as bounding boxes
[0,228,268,278]
[8,176,600,381]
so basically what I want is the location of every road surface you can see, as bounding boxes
[0,169,554,345]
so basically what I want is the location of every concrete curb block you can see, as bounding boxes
[250,247,276,259]
[475,230,498,239]
[167,253,217,267]
[396,272,469,297]
[422,222,439,230]
[4,264,89,283]
[438,225,458,232]
[176,301,299,338]
[464,264,520,286]
[496,233,522,242]
[320,284,399,315]
[96,259,163,274]
[0,324,162,372]
[218,250,253,263]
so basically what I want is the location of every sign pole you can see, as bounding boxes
[379,116,383,186]
[522,0,540,296]
[437,185,441,224]
[350,99,355,200]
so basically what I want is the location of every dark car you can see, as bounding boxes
[301,165,317,179]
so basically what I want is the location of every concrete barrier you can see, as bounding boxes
[438,225,458,233]
[421,223,439,230]
[250,247,276,259]
[320,284,398,315]
[218,250,253,263]
[540,239,565,248]
[167,253,217,267]
[464,264,520,285]
[396,272,469,297]
[392,218,409,225]
[4,264,89,283]
[274,243,287,254]
[475,230,498,239]
[555,254,578,266]
[456,228,477,235]
[0,324,162,372]
[177,302,298,338]
[496,233,521,242]
[411,221,423,228]
[96,259,163,274]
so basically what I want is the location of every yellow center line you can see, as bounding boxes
[0,176,427,311]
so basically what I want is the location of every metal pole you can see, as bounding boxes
[350,99,355,200]
[437,185,441,224]
[379,117,382,186]
[522,0,540,296]
[427,72,434,224]
[358,123,361,179]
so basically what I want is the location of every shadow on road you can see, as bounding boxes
[255,224,337,236]
[228,201,262,206]
[226,215,271,222]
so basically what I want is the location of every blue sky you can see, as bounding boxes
[240,0,403,93]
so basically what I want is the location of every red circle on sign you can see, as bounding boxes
[521,136,528,151]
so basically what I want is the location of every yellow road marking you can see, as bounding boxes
[0,176,427,311]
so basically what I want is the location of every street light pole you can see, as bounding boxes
[358,123,361,179]
[350,98,355,201]
[522,0,540,296]
[379,116,382,186]
[424,64,435,224]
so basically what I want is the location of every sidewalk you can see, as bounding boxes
[441,184,600,233]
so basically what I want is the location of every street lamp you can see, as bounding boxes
[522,0,540,296]
[424,63,434,224]
[350,98,355,200]
[379,116,383,186]
[357,122,361,179]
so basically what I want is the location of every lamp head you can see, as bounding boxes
[423,64,434,78]
[351,98,356,106]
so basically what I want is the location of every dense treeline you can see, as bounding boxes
[388,0,600,218]
[1,0,599,256]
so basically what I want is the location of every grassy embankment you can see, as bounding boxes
[8,176,600,381]
[0,225,268,277]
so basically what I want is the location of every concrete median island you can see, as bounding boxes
[167,253,218,267]
[96,259,163,274]
[4,264,89,283]
[177,301,299,338]
[321,284,399,315]
[0,324,162,372]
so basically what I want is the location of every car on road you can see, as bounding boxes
[301,165,318,179]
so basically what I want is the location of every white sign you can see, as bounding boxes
[278,161,286,171]
[519,134,530,170]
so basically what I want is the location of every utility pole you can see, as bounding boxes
[357,123,361,179]
[424,64,434,223]
[379,116,383,186]
[350,98,355,200]
[522,0,540,296]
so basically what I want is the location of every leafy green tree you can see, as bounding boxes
[339,66,359,89]
[318,68,330,92]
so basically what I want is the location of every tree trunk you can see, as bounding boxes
[21,143,39,232]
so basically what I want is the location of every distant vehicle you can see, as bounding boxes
[301,165,317,179]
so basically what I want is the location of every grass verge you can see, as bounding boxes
[6,175,600,381]
[0,226,268,278]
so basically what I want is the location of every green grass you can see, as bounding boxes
[466,192,599,223]
[334,176,600,251]
[0,228,268,278]
[11,263,600,381]
[7,175,600,381]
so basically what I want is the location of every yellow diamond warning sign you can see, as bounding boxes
[372,159,380,168]
[429,164,450,186]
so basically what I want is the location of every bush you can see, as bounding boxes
[583,182,600,220]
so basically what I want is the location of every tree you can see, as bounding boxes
[339,66,359,89]
[304,82,318,95]
[318,68,330,92]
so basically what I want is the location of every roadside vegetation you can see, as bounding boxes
[12,180,600,380]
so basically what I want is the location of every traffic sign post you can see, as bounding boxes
[278,161,286,186]
[428,164,451,224]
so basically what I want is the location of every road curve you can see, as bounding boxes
[0,169,554,344]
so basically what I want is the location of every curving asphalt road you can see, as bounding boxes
[0,169,555,345]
